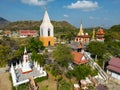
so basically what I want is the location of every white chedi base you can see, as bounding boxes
[21,61,32,73]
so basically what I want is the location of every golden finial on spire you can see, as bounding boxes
[92,27,95,40]
[77,21,84,36]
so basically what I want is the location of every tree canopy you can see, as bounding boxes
[72,65,97,80]
[52,44,73,67]
[31,51,45,66]
[105,41,120,58]
[87,41,107,58]
[58,79,72,90]
[28,37,44,52]
[0,45,11,67]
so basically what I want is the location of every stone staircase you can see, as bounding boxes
[84,52,108,83]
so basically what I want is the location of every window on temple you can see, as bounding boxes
[48,28,50,36]
[48,41,50,46]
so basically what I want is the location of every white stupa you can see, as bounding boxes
[21,47,32,74]
[10,47,47,87]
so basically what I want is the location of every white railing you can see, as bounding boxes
[84,52,108,82]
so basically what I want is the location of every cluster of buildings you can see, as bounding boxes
[39,10,105,47]
[0,29,38,38]
[74,23,105,44]
[9,9,120,89]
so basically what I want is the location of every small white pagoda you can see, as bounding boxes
[10,48,47,87]
[21,47,32,74]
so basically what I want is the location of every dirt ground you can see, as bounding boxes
[38,72,57,90]
[0,72,12,90]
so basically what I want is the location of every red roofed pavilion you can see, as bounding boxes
[96,28,105,42]
[72,51,88,65]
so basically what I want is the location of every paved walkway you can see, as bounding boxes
[105,79,120,90]
[0,67,7,73]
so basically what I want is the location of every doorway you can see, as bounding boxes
[48,41,51,46]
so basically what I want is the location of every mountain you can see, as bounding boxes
[110,24,120,33]
[0,17,10,29]
[3,20,76,30]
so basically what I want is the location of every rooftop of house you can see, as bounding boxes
[72,51,88,65]
[75,34,90,38]
[109,57,120,68]
[107,57,120,74]
[20,30,37,33]
[96,28,105,35]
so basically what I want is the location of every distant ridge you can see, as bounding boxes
[0,17,10,29]
[1,20,77,31]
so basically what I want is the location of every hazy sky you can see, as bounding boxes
[0,0,120,28]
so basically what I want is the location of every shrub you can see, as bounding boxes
[35,76,48,83]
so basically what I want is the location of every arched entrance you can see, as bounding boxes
[48,41,51,46]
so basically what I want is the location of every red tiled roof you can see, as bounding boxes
[22,70,33,74]
[107,65,120,74]
[76,35,89,38]
[96,28,105,35]
[109,57,120,68]
[4,30,11,34]
[20,30,37,35]
[72,52,88,65]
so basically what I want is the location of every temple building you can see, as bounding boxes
[39,10,54,47]
[96,28,105,42]
[75,23,90,44]
[10,48,47,87]
[19,30,38,38]
[72,51,88,65]
[4,30,11,37]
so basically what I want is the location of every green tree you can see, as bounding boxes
[87,41,107,58]
[1,36,18,49]
[106,41,120,58]
[58,79,72,90]
[73,65,97,80]
[52,44,73,67]
[64,31,76,43]
[13,46,24,59]
[105,31,120,41]
[28,37,44,52]
[31,51,45,66]
[0,45,11,67]
[51,64,62,77]
[66,71,73,79]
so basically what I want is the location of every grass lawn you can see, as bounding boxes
[38,72,57,90]
[38,79,57,90]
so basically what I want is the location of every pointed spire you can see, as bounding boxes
[78,23,84,36]
[43,10,51,23]
[92,28,95,40]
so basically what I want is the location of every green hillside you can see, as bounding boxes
[3,20,76,30]
[2,20,78,39]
